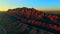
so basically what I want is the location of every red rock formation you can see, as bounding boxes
[7,7,44,18]
[7,7,60,31]
[48,15,58,23]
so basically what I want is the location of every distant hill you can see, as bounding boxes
[44,11,60,14]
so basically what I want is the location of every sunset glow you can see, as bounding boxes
[0,0,60,11]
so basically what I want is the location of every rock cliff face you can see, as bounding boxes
[7,7,60,34]
[7,7,59,23]
[7,7,44,18]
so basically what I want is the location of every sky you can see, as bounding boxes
[0,0,60,11]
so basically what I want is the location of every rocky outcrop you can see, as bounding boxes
[7,7,60,33]
[7,7,44,18]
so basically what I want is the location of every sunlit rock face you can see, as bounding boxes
[7,7,59,23]
[7,7,44,18]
